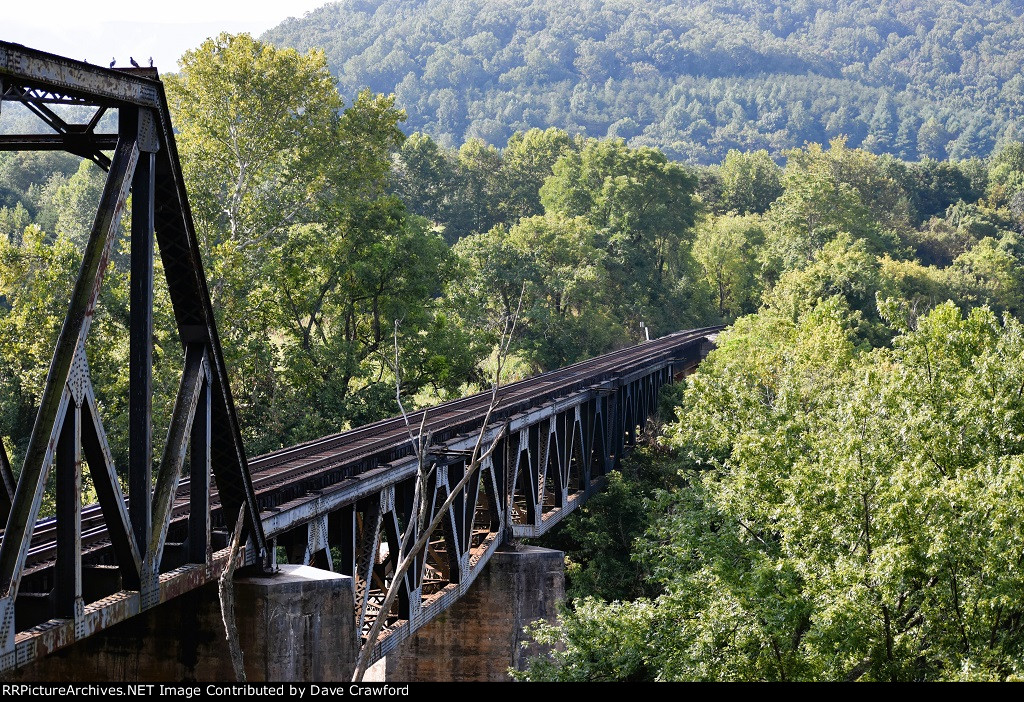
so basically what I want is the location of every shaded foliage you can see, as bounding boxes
[524,301,1024,681]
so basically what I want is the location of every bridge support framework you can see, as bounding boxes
[3,547,563,682]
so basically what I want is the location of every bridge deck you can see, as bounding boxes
[16,327,716,570]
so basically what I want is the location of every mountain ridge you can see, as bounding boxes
[262,0,1024,163]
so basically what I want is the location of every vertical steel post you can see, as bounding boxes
[188,377,211,564]
[333,506,356,576]
[54,404,82,619]
[128,105,155,551]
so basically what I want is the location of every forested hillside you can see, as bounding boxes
[263,0,1024,163]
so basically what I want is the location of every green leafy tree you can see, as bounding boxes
[904,158,984,225]
[540,138,705,335]
[392,132,466,242]
[456,138,509,236]
[51,161,106,251]
[987,141,1024,207]
[167,33,476,451]
[166,33,345,448]
[917,117,949,160]
[763,233,889,342]
[0,204,32,244]
[719,149,782,215]
[763,141,875,274]
[691,214,764,318]
[0,226,79,458]
[453,214,615,370]
[762,139,907,277]
[167,33,342,259]
[500,127,576,223]
[947,236,1024,316]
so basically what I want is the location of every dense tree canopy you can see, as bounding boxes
[523,300,1024,681]
[165,33,478,451]
[508,135,1024,682]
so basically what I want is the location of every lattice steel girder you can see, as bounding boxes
[257,350,696,541]
[257,372,651,539]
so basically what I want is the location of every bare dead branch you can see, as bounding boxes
[351,422,506,681]
[351,286,524,682]
[218,512,247,682]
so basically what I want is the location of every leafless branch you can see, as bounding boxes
[218,512,247,682]
[351,286,524,681]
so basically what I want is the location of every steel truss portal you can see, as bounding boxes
[0,41,267,672]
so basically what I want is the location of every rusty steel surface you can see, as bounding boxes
[0,42,160,108]
[0,39,722,675]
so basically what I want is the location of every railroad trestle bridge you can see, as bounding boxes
[0,41,718,680]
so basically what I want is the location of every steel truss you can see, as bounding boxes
[0,41,267,672]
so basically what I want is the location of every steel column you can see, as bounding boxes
[54,402,82,620]
[128,108,156,550]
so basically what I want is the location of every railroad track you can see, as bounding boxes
[13,327,720,575]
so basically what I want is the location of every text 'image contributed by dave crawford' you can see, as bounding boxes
[2,684,414,698]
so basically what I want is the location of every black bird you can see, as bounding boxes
[129,56,140,68]
[109,58,116,68]
[148,57,153,67]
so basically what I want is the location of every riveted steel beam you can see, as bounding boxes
[0,41,160,108]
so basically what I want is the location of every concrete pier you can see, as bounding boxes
[369,546,565,681]
[3,565,357,682]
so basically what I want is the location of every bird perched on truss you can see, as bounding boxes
[109,58,116,68]
[148,57,154,67]
[129,57,140,68]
